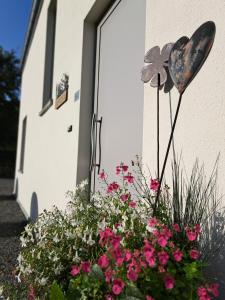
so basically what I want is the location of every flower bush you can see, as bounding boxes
[3,161,221,299]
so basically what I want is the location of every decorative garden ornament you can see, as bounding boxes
[169,21,216,94]
[141,43,174,87]
[154,21,216,214]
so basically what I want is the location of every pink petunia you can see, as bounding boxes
[124,250,132,262]
[164,275,175,289]
[157,235,168,247]
[207,283,219,297]
[173,249,183,262]
[70,265,80,277]
[148,218,158,227]
[150,179,160,192]
[104,268,114,283]
[107,182,120,193]
[121,164,129,172]
[112,278,125,295]
[197,287,208,297]
[173,223,181,232]
[158,251,169,266]
[127,268,138,281]
[98,255,110,269]
[146,296,155,300]
[190,249,200,260]
[81,261,90,273]
[186,230,197,241]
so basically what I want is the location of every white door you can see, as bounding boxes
[91,0,146,189]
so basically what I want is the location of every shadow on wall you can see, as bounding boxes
[30,192,39,223]
[204,210,225,299]
[14,178,18,198]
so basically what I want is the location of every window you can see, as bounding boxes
[42,0,57,108]
[19,116,27,173]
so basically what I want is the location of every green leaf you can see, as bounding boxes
[49,281,66,300]
[89,264,105,282]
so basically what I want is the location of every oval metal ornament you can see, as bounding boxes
[168,21,216,94]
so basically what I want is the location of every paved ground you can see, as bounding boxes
[0,179,27,299]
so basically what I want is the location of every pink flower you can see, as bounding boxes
[186,229,197,241]
[158,251,169,266]
[81,261,90,273]
[150,179,160,191]
[190,249,200,260]
[198,287,208,297]
[28,286,36,300]
[195,224,201,235]
[124,173,134,183]
[127,268,138,281]
[121,164,129,172]
[120,194,129,202]
[104,268,114,283]
[158,265,166,273]
[207,283,219,297]
[124,250,132,262]
[107,182,120,193]
[116,257,124,267]
[99,170,106,180]
[70,265,80,277]
[106,295,114,300]
[173,223,181,232]
[98,255,110,269]
[116,166,121,175]
[148,218,158,227]
[129,201,136,208]
[112,278,125,295]
[157,235,168,247]
[146,296,154,300]
[173,249,183,262]
[164,275,175,289]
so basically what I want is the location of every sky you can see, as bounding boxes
[0,0,33,59]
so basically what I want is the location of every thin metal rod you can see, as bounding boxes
[157,73,160,179]
[154,92,183,214]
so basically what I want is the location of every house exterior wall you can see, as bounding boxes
[16,0,96,216]
[143,0,225,196]
[16,0,225,219]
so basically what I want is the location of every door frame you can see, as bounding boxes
[76,0,116,184]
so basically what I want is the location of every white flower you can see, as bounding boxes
[39,277,48,286]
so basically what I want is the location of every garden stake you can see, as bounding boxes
[157,73,160,179]
[154,92,183,215]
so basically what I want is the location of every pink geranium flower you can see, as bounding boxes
[104,268,115,283]
[107,182,120,193]
[157,235,168,247]
[197,287,208,297]
[81,261,90,273]
[112,278,125,295]
[124,250,132,262]
[164,275,175,289]
[150,179,160,191]
[70,265,80,277]
[148,218,158,227]
[173,249,183,262]
[158,251,169,266]
[190,249,200,260]
[98,255,110,269]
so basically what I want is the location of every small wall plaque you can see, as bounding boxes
[55,74,69,109]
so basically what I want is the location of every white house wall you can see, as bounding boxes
[143,0,225,196]
[16,0,96,216]
[16,0,225,218]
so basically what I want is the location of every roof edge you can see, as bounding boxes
[20,0,44,72]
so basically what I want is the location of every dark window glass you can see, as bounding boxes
[19,116,27,173]
[42,0,57,107]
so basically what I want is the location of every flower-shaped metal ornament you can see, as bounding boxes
[141,43,174,87]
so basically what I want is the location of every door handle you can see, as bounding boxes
[90,113,96,172]
[90,115,102,174]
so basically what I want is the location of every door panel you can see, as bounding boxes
[91,0,146,189]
